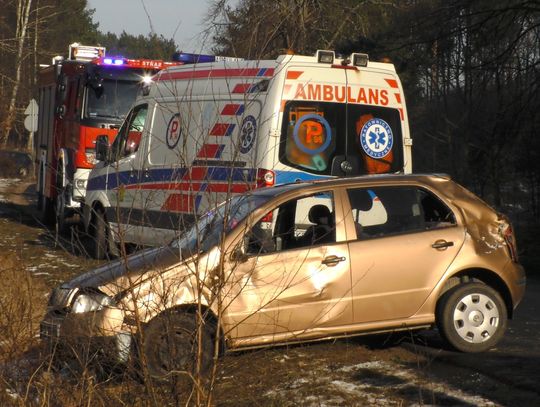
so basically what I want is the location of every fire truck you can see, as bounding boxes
[34,43,181,231]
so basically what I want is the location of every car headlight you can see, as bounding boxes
[71,291,114,314]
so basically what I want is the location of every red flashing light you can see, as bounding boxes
[331,64,358,71]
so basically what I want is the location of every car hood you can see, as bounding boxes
[62,245,181,295]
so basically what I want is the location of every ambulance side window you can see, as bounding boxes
[111,104,148,161]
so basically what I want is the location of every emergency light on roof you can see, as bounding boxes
[103,57,125,66]
[173,52,216,64]
[316,50,335,64]
[351,53,369,67]
[172,52,244,64]
[69,43,106,61]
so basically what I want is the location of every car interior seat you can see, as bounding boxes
[300,204,335,245]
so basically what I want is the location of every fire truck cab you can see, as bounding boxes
[34,43,180,231]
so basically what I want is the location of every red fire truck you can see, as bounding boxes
[35,43,181,231]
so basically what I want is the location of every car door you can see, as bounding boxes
[105,103,149,244]
[344,185,466,323]
[222,190,354,342]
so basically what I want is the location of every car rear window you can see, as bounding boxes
[346,186,456,239]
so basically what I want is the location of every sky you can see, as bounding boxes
[87,0,217,52]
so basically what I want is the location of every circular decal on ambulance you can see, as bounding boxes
[293,114,332,155]
[166,113,182,149]
[359,118,393,159]
[239,115,257,153]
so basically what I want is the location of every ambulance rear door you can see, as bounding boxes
[276,63,406,182]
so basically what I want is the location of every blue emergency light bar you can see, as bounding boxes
[172,52,216,64]
[103,57,125,66]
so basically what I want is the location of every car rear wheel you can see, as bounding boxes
[141,312,215,384]
[436,282,507,352]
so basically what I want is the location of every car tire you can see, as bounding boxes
[89,208,109,260]
[141,312,215,383]
[436,282,507,353]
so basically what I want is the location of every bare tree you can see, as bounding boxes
[1,0,32,146]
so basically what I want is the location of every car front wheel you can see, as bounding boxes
[436,282,507,353]
[141,312,215,384]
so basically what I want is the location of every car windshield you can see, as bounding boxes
[171,193,272,258]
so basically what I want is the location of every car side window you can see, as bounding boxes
[346,186,456,240]
[110,104,148,161]
[245,191,335,255]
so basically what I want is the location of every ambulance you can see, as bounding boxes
[83,50,413,258]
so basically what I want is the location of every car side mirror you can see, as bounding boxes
[230,239,249,263]
[95,135,110,162]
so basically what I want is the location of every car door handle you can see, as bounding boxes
[432,240,454,250]
[322,255,346,266]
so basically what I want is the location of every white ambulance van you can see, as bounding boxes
[83,50,413,258]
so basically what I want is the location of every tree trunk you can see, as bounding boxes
[1,0,33,147]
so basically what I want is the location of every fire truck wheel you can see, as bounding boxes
[38,193,54,226]
[90,208,109,260]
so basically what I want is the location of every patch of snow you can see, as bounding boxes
[5,388,21,400]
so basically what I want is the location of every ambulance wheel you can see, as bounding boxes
[89,208,109,260]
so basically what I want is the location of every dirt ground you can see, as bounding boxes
[0,177,539,406]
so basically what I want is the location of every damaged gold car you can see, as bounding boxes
[41,174,526,379]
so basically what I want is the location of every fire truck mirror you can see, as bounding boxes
[56,105,66,118]
[95,135,110,162]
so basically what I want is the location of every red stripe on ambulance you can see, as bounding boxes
[286,70,304,80]
[197,144,225,159]
[385,78,399,88]
[157,68,275,81]
[221,104,245,116]
[232,83,252,93]
[210,123,235,136]
[162,194,196,212]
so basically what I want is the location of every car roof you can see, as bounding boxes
[252,173,453,199]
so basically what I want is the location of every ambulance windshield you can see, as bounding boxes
[85,79,139,119]
[279,101,403,176]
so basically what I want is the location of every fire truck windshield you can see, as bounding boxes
[85,79,139,120]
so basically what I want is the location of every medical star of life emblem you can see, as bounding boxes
[239,115,257,153]
[359,118,393,159]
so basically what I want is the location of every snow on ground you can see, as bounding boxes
[265,359,499,406]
